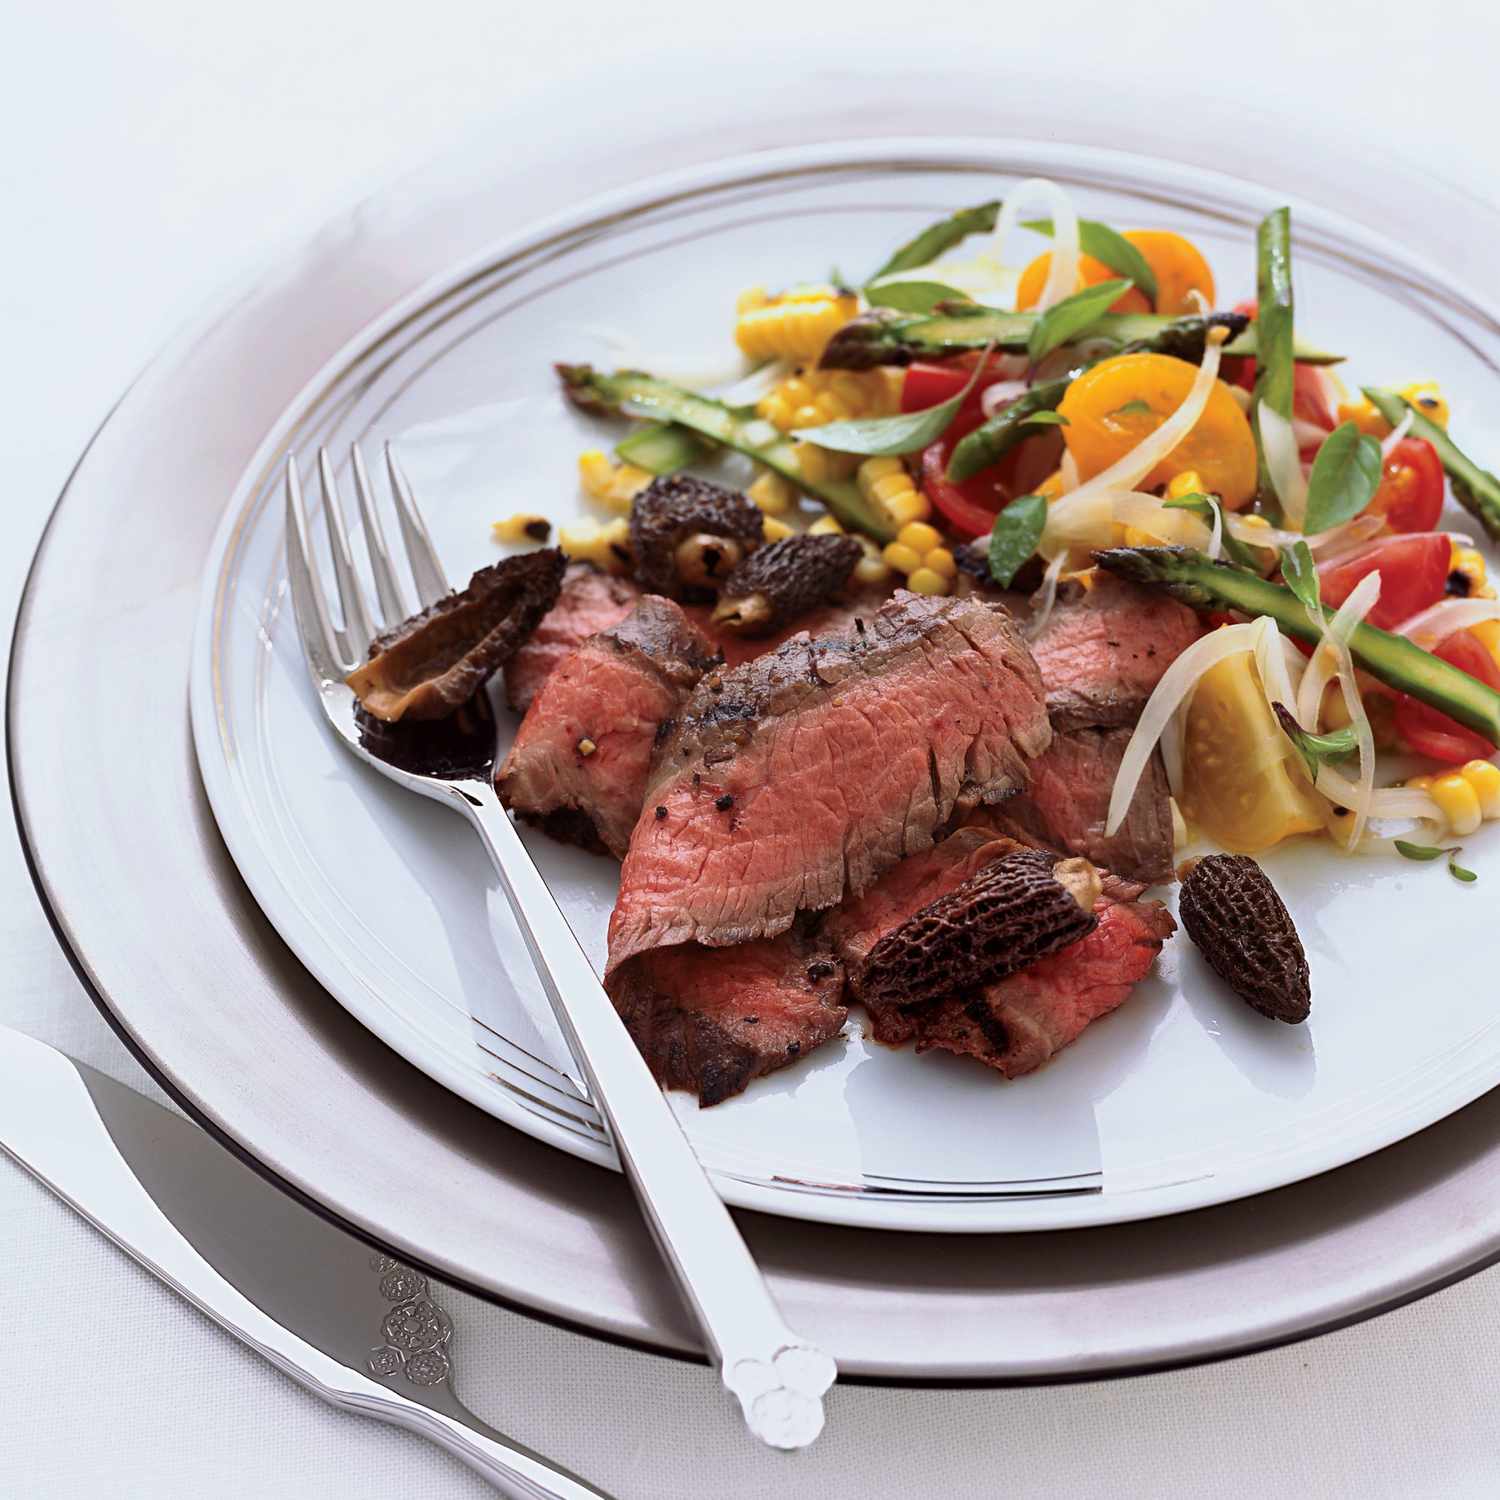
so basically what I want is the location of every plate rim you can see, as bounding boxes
[191,132,1500,1233]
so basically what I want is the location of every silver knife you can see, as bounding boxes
[0,1024,612,1499]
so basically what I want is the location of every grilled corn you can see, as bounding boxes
[747,470,796,515]
[857,455,930,530]
[578,450,651,514]
[558,515,632,574]
[734,285,859,362]
[491,513,552,544]
[756,367,898,433]
[1405,759,1500,836]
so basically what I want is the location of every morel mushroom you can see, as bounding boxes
[853,848,1099,1013]
[628,475,764,602]
[711,534,862,636]
[345,548,564,722]
[1178,854,1311,1023]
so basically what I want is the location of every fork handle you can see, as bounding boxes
[460,791,836,1449]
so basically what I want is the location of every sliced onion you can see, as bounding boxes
[1222,511,1382,555]
[1295,641,1338,730]
[1206,499,1224,561]
[1316,766,1442,824]
[993,178,1080,311]
[1112,494,1214,549]
[979,379,1032,419]
[1105,623,1262,836]
[1059,449,1080,493]
[1258,403,1309,527]
[1321,571,1382,846]
[1303,512,1386,561]
[1253,615,1300,713]
[1025,551,1069,640]
[1393,596,1500,642]
[1293,417,1331,449]
[1380,409,1414,460]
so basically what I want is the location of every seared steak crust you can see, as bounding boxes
[606,592,1051,973]
[608,932,847,1106]
[505,564,642,713]
[497,597,717,858]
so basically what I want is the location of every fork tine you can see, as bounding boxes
[349,443,411,626]
[284,457,350,680]
[317,448,376,657]
[384,442,450,605]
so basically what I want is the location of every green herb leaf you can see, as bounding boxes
[1022,410,1069,427]
[1163,493,1266,571]
[987,494,1048,587]
[868,201,1000,283]
[1110,399,1154,417]
[1027,279,1133,364]
[1394,840,1447,862]
[1450,852,1479,883]
[864,280,971,315]
[1022,218,1159,304]
[1272,702,1357,782]
[1303,421,1384,535]
[1280,541,1321,615]
[795,347,990,455]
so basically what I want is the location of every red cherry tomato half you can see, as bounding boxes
[1316,532,1451,631]
[1366,437,1445,534]
[1394,629,1500,763]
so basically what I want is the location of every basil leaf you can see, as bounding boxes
[1272,702,1357,782]
[988,494,1048,587]
[865,280,970,315]
[1280,541,1321,615]
[1450,853,1479,883]
[869,201,1000,282]
[1303,421,1384,535]
[1394,840,1447,862]
[1027,279,1133,364]
[796,352,990,455]
[1022,410,1069,427]
[1022,219,1159,305]
[1111,399,1154,417]
[1163,493,1265,571]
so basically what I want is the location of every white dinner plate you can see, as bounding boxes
[190,135,1500,1233]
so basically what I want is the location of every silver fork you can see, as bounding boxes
[285,444,836,1452]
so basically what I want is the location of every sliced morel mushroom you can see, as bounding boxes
[710,534,862,636]
[1178,854,1311,1024]
[853,848,1098,1013]
[628,474,764,602]
[345,548,565,722]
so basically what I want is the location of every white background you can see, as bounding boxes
[6,2,1500,1495]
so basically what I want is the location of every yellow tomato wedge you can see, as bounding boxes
[1015,252,1152,314]
[1120,230,1215,314]
[1179,652,1324,854]
[1058,352,1258,509]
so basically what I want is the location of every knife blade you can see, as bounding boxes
[0,1024,611,1500]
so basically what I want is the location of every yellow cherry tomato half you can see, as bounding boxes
[1057,352,1259,509]
[1015,252,1152,314]
[1120,230,1216,314]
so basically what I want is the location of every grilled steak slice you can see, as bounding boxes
[607,931,846,1106]
[826,831,1172,1074]
[347,549,565,722]
[1027,573,1200,730]
[605,592,1051,973]
[505,564,642,713]
[983,727,1175,885]
[497,597,717,858]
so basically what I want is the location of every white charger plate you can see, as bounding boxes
[188,135,1500,1233]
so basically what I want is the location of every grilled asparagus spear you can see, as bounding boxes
[1363,386,1500,542]
[1095,545,1500,744]
[556,363,894,541]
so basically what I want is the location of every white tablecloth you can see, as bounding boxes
[6,3,1500,1494]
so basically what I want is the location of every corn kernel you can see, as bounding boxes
[885,490,932,527]
[1464,760,1500,818]
[491,513,552,544]
[924,546,958,579]
[897,521,943,554]
[576,738,597,757]
[559,517,601,553]
[1404,773,1433,793]
[1451,545,1487,596]
[748,472,795,515]
[906,566,951,596]
[578,449,649,513]
[761,516,794,542]
[1472,619,1500,673]
[1431,772,1483,835]
[736,286,769,314]
[882,542,923,575]
[808,514,845,536]
[855,555,894,586]
[1336,399,1392,439]
[1167,469,1207,500]
[1400,381,1449,428]
[578,450,616,500]
[793,441,860,484]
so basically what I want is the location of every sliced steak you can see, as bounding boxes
[981,727,1175,885]
[608,931,847,1106]
[826,831,1173,1075]
[605,591,1051,972]
[505,563,642,713]
[1027,573,1200,730]
[497,597,717,858]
